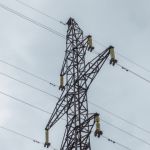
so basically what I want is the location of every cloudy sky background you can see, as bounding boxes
[0,0,150,150]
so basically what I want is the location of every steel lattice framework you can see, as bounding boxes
[44,18,117,150]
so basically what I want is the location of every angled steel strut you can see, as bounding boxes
[44,18,117,150]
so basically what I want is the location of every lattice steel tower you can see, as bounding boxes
[44,18,117,150]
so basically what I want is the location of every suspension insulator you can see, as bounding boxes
[96,122,100,130]
[109,46,117,66]
[44,129,51,148]
[94,115,103,138]
[59,75,65,90]
[87,35,94,51]
[95,115,100,122]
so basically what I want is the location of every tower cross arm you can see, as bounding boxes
[61,113,99,150]
[81,47,112,89]
[45,91,72,130]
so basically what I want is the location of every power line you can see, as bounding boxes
[16,0,150,75]
[0,126,42,144]
[2,1,150,78]
[0,71,58,99]
[1,57,149,135]
[94,39,107,49]
[0,90,51,114]
[0,126,58,150]
[102,135,132,150]
[0,124,131,150]
[117,63,150,84]
[0,2,65,38]
[0,59,57,87]
[1,88,149,147]
[15,0,66,25]
[1,67,150,136]
[2,1,150,80]
[1,58,150,134]
[102,119,150,146]
[89,101,150,135]
[0,90,66,121]
[94,40,150,74]
[1,2,150,145]
[117,52,150,73]
[14,0,149,75]
[1,61,150,137]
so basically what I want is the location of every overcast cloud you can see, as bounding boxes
[0,0,150,150]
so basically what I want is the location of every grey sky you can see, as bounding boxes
[0,0,150,150]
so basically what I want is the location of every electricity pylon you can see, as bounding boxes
[44,18,117,150]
